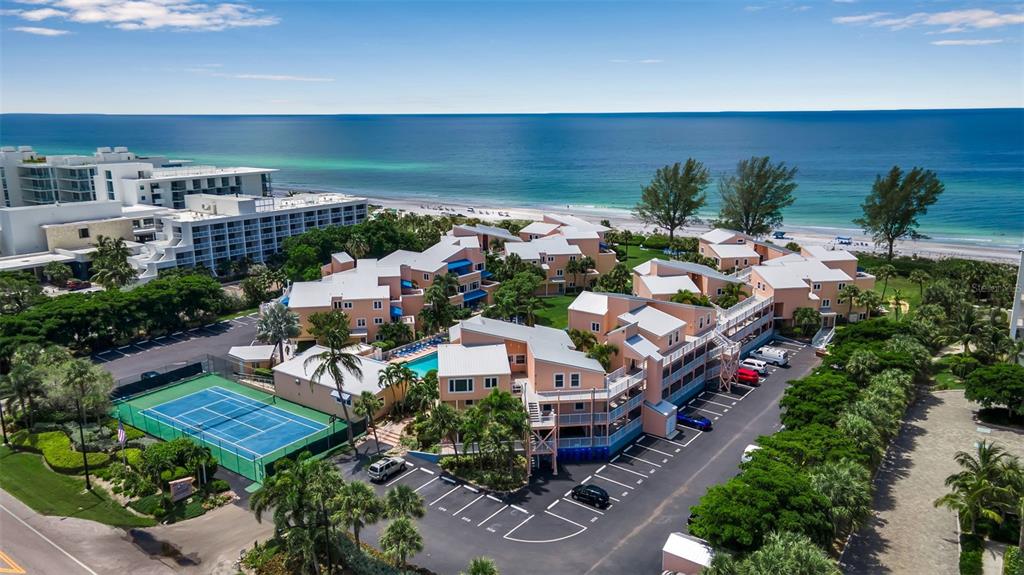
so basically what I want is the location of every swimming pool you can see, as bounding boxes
[403,352,438,377]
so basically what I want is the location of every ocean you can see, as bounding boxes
[2,110,1022,247]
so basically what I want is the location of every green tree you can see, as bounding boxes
[853,166,944,260]
[405,371,439,414]
[716,281,748,309]
[870,264,897,299]
[705,531,840,575]
[379,516,423,568]
[377,321,414,348]
[332,480,382,549]
[595,263,632,294]
[950,303,984,355]
[587,342,619,372]
[255,302,301,363]
[838,284,862,321]
[377,362,405,411]
[305,310,363,449]
[856,290,883,320]
[384,484,426,520]
[345,234,370,260]
[671,290,711,307]
[419,273,460,333]
[844,348,880,386]
[462,557,500,575]
[90,235,136,289]
[934,440,1015,534]
[965,364,1024,420]
[633,159,710,247]
[808,459,872,539]
[779,372,859,429]
[568,328,598,352]
[890,288,905,321]
[716,156,798,237]
[429,402,463,459]
[353,391,384,455]
[43,262,73,286]
[908,269,931,299]
[51,358,113,489]
[792,307,820,336]
[0,272,45,314]
[0,344,66,427]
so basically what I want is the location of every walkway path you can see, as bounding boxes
[841,390,1024,575]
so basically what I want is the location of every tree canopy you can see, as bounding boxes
[716,156,798,237]
[965,364,1024,418]
[853,166,944,260]
[633,159,709,244]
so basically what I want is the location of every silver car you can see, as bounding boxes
[368,457,407,482]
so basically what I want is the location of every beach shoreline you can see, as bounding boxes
[281,187,1021,264]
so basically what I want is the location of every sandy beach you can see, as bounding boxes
[363,195,1021,264]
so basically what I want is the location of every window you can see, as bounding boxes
[356,318,366,327]
[373,301,383,310]
[591,322,600,332]
[464,399,474,406]
[698,316,704,328]
[448,378,473,393]
[743,259,749,266]
[343,301,353,309]
[374,317,383,325]
[574,402,585,411]
[838,282,846,291]
[547,256,554,262]
[484,377,498,389]
[423,273,430,281]
[104,170,112,179]
[78,228,90,239]
[570,373,581,387]
[515,354,526,364]
[737,238,745,244]
[476,263,483,270]
[333,301,343,309]
[334,393,352,406]
[716,287,723,295]
[554,374,565,388]
[812,283,821,291]
[556,269,564,277]
[569,255,577,261]
[821,299,831,309]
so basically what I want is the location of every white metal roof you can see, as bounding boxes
[633,258,739,283]
[505,237,582,260]
[543,214,609,233]
[619,305,686,337]
[706,243,759,259]
[568,291,609,315]
[803,245,857,262]
[637,274,700,296]
[662,532,714,567]
[519,222,560,236]
[227,345,276,361]
[625,334,663,361]
[455,316,602,372]
[272,346,388,398]
[753,257,851,289]
[286,260,397,308]
[700,228,742,244]
[437,344,511,377]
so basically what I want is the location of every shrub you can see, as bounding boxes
[1004,546,1022,575]
[960,550,983,575]
[10,430,111,474]
[152,505,166,518]
[253,367,274,377]
[104,418,145,441]
[207,479,231,493]
[124,447,143,469]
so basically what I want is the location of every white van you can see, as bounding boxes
[749,346,789,367]
[738,358,768,375]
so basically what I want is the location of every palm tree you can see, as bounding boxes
[716,281,748,309]
[808,460,872,538]
[384,484,426,520]
[331,480,383,549]
[353,391,384,455]
[0,344,55,427]
[934,440,1015,534]
[671,289,711,307]
[54,359,113,490]
[909,269,931,299]
[578,256,597,288]
[792,306,821,336]
[377,362,404,410]
[305,311,364,449]
[405,374,439,414]
[705,531,840,575]
[838,284,862,322]
[90,235,136,289]
[856,290,883,320]
[565,258,583,293]
[844,348,880,386]
[567,328,598,352]
[379,517,423,568]
[256,302,301,364]
[890,288,905,321]
[428,402,463,459]
[950,304,983,355]
[462,557,500,575]
[871,264,897,299]
[587,342,619,372]
[43,261,73,286]
[345,235,369,260]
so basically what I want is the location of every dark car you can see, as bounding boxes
[141,371,161,379]
[677,413,713,431]
[66,278,91,290]
[570,484,610,509]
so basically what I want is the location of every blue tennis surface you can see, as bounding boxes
[140,386,327,459]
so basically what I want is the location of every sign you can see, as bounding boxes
[169,477,195,502]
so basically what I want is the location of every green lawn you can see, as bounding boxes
[621,245,663,267]
[933,369,964,390]
[217,306,259,321]
[0,446,155,528]
[871,275,923,311]
[534,295,575,329]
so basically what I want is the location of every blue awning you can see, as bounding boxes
[391,305,403,317]
[481,270,494,279]
[463,289,487,303]
[401,279,414,288]
[447,258,473,270]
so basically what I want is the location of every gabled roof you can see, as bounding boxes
[802,245,857,262]
[753,257,852,289]
[625,334,663,361]
[453,224,521,243]
[505,237,582,260]
[543,213,609,233]
[273,346,388,398]
[705,243,759,259]
[619,305,686,337]
[519,222,560,236]
[227,345,276,361]
[379,235,479,272]
[554,226,601,240]
[632,259,739,283]
[438,344,511,377]
[636,274,700,297]
[700,228,742,244]
[287,259,396,307]
[330,252,354,264]
[568,291,609,315]
[454,316,602,372]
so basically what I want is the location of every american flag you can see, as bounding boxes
[117,419,127,446]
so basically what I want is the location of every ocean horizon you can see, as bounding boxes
[2,109,1022,247]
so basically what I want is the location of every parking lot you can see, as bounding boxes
[344,339,818,575]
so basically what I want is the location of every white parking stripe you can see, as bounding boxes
[562,497,605,515]
[419,468,435,475]
[486,494,502,503]
[595,464,607,475]
[453,494,485,516]
[478,504,509,526]
[702,391,743,402]
[413,477,439,493]
[385,467,418,486]
[430,485,461,506]
[616,452,662,467]
[630,443,674,457]
[511,504,529,514]
[696,398,734,409]
[547,500,559,510]
[593,474,634,490]
[503,514,536,539]
[608,463,648,478]
[689,406,725,417]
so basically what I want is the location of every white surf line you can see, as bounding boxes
[453,494,485,516]
[608,463,648,478]
[617,452,662,467]
[413,477,439,493]
[430,485,461,506]
[502,514,536,539]
[0,501,98,575]
[629,443,674,458]
[562,497,605,515]
[592,474,635,490]
[385,466,418,487]
[477,504,509,527]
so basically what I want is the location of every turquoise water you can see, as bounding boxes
[2,110,1021,246]
[403,352,438,377]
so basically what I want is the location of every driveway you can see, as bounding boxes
[841,390,1024,575]
[337,341,820,575]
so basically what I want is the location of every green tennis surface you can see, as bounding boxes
[113,374,348,482]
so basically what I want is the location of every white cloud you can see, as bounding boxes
[186,68,334,82]
[931,38,1004,46]
[834,9,1024,33]
[7,0,279,32]
[11,25,68,35]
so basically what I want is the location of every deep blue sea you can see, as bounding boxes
[2,110,1021,247]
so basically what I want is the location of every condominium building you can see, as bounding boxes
[132,193,368,281]
[285,235,496,344]
[697,228,794,272]
[1011,248,1024,341]
[99,163,276,209]
[632,259,743,302]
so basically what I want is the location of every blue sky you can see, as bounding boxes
[1,1,1022,114]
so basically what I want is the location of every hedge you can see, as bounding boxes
[1005,546,1022,575]
[105,419,145,441]
[960,533,984,575]
[11,430,111,474]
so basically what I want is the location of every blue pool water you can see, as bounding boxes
[404,352,438,377]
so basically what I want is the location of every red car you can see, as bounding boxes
[735,367,761,386]
[66,278,92,290]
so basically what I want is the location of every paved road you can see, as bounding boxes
[95,315,259,383]
[0,489,172,575]
[339,341,820,575]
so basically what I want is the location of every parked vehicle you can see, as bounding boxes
[677,413,713,431]
[66,278,91,290]
[570,484,610,509]
[738,358,768,375]
[141,371,160,379]
[772,231,786,239]
[741,444,762,464]
[749,346,789,367]
[367,457,407,482]
[735,367,761,386]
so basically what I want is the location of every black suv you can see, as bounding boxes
[570,484,610,509]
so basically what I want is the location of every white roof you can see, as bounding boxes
[554,226,600,240]
[378,235,478,272]
[331,252,354,264]
[453,224,521,243]
[505,237,582,260]
[633,259,739,283]
[543,214,609,233]
[438,344,511,377]
[803,245,857,262]
[619,305,686,337]
[519,222,560,236]
[662,532,714,568]
[700,228,741,244]
[287,259,396,308]
[706,243,759,259]
[753,257,852,289]
[227,345,276,361]
[455,316,602,372]
[568,291,609,315]
[637,274,700,296]
[626,334,663,361]
[273,346,388,398]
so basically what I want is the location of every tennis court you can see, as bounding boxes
[114,374,352,482]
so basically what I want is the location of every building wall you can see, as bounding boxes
[44,218,134,251]
[273,370,394,421]
[0,200,123,256]
[439,372,511,409]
